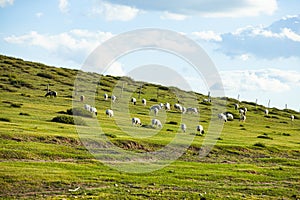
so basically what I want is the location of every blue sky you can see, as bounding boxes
[1,0,300,111]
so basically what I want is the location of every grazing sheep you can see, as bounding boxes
[104,93,108,101]
[226,113,234,120]
[290,115,295,121]
[142,98,147,106]
[150,105,162,111]
[218,113,227,122]
[240,114,246,122]
[234,103,239,110]
[174,103,183,112]
[152,119,162,128]
[165,102,171,111]
[111,95,116,103]
[203,99,211,103]
[196,125,204,135]
[84,104,91,111]
[105,109,114,117]
[181,123,187,132]
[264,109,269,115]
[159,103,164,108]
[182,107,187,114]
[45,90,57,97]
[131,97,137,105]
[153,107,159,116]
[80,95,85,102]
[132,117,142,126]
[186,107,198,114]
[90,107,97,116]
[239,108,247,115]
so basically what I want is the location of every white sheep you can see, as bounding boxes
[131,97,137,105]
[290,115,295,121]
[264,109,269,115]
[182,107,187,114]
[132,117,142,126]
[239,109,245,115]
[181,123,187,132]
[226,113,234,120]
[218,113,227,122]
[240,114,246,122]
[196,125,204,135]
[165,102,171,111]
[234,103,239,110]
[153,107,159,116]
[152,119,162,128]
[90,106,97,116]
[104,93,108,101]
[159,103,164,108]
[84,104,91,111]
[203,99,211,103]
[111,95,116,103]
[186,107,198,114]
[150,105,162,111]
[174,103,183,112]
[105,109,114,117]
[142,98,147,106]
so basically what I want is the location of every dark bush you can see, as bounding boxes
[167,121,178,125]
[66,107,94,118]
[52,115,86,126]
[257,134,273,140]
[37,72,53,79]
[149,98,158,102]
[19,112,30,116]
[254,142,266,148]
[0,117,11,122]
[10,103,22,108]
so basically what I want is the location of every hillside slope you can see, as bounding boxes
[0,54,299,199]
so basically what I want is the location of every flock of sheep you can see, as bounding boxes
[48,91,296,134]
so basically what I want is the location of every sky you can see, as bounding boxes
[0,0,300,111]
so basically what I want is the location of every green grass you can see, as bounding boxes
[0,54,300,199]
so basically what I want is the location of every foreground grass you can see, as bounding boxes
[0,55,299,199]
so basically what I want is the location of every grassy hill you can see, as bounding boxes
[0,54,299,199]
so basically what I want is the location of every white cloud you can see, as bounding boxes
[36,12,43,18]
[192,31,222,42]
[105,0,277,18]
[92,1,140,21]
[104,61,126,76]
[59,0,69,13]
[219,15,300,59]
[160,12,187,21]
[220,68,300,93]
[0,0,13,7]
[4,29,113,55]
[282,28,300,42]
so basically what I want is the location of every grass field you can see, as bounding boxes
[0,54,299,199]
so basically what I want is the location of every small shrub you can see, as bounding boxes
[166,129,173,132]
[265,125,271,128]
[52,115,86,126]
[149,98,158,102]
[10,103,22,108]
[105,133,117,138]
[66,107,94,118]
[279,121,288,124]
[254,142,266,148]
[0,117,11,122]
[257,134,273,140]
[167,121,178,125]
[37,72,53,79]
[19,112,30,116]
[282,133,291,136]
